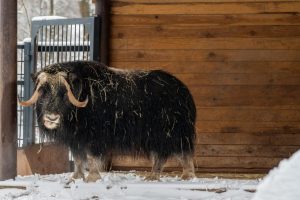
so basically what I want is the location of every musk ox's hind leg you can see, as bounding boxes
[176,153,195,180]
[145,153,167,181]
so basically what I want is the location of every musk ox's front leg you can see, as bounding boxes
[72,155,85,180]
[176,153,196,180]
[85,153,104,183]
[145,153,167,181]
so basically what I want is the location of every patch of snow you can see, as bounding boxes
[252,149,300,200]
[23,38,31,43]
[0,172,259,200]
[32,15,66,21]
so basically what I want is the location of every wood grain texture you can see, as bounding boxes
[112,2,300,15]
[112,0,296,3]
[110,62,300,74]
[112,25,300,39]
[196,132,300,145]
[17,144,70,176]
[196,121,300,133]
[111,49,300,62]
[112,38,300,50]
[195,144,300,157]
[0,0,17,180]
[111,14,300,26]
[109,0,300,173]
[176,73,300,85]
[196,107,300,122]
[112,155,283,169]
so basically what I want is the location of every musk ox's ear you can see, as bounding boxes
[31,72,41,83]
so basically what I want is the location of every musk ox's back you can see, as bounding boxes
[22,61,196,159]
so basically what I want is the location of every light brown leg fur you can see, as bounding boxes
[85,154,103,183]
[177,153,196,180]
[71,155,85,180]
[99,152,112,172]
[145,154,167,181]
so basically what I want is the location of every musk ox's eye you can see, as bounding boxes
[39,86,49,96]
[56,88,67,98]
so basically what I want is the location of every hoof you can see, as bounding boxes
[181,172,196,180]
[85,173,101,183]
[144,173,160,181]
[72,171,85,180]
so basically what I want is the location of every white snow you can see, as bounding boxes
[0,172,259,200]
[32,16,66,21]
[23,38,31,43]
[252,149,300,200]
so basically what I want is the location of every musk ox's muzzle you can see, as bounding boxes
[18,72,88,129]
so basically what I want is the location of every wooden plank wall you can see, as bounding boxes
[109,0,300,173]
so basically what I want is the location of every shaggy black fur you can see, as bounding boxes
[34,61,196,160]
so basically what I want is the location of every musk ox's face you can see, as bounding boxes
[19,71,88,130]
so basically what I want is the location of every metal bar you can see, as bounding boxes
[74,24,77,61]
[23,42,34,146]
[44,26,47,67]
[62,25,64,61]
[46,26,51,65]
[40,27,43,68]
[78,24,81,60]
[51,25,54,64]
[57,25,60,62]
[87,30,90,60]
[70,25,72,61]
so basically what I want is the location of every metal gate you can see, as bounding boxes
[18,16,100,147]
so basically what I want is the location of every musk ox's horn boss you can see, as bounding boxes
[19,61,196,182]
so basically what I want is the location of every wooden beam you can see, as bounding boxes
[95,0,110,65]
[0,0,17,180]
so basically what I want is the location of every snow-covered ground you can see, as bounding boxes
[253,149,300,200]
[0,172,259,200]
[2,149,300,200]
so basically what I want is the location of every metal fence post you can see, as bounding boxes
[23,41,35,145]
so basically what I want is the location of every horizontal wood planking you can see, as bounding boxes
[195,107,300,122]
[111,0,297,3]
[111,14,300,26]
[176,73,300,86]
[111,49,300,62]
[196,132,300,145]
[112,165,270,173]
[109,0,300,172]
[189,85,300,106]
[111,38,300,50]
[195,144,300,157]
[112,2,300,15]
[110,62,300,74]
[112,156,283,169]
[196,121,300,134]
[112,25,300,39]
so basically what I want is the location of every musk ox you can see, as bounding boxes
[19,61,196,182]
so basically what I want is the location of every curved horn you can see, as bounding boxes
[60,77,88,108]
[18,83,42,107]
[19,72,48,107]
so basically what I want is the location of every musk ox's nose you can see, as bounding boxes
[46,114,59,121]
[43,114,60,130]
